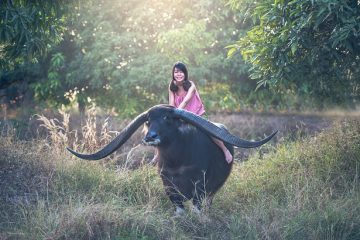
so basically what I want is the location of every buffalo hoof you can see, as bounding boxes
[174,206,185,216]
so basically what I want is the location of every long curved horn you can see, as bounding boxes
[67,111,148,160]
[173,108,277,148]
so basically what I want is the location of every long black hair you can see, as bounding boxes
[169,61,192,92]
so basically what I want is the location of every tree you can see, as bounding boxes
[227,0,360,108]
[0,0,78,69]
[0,0,81,112]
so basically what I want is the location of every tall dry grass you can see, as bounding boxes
[35,106,153,168]
[35,105,116,155]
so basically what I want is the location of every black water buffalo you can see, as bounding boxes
[67,104,277,214]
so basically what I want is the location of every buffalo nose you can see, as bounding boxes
[144,131,158,142]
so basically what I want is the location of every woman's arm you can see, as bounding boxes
[168,84,175,106]
[178,81,196,109]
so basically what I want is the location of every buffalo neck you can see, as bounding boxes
[157,134,191,168]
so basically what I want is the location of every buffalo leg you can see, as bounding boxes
[169,195,186,215]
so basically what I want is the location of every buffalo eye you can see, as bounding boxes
[163,115,172,123]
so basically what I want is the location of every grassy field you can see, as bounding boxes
[0,113,359,239]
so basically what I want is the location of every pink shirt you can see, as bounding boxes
[174,89,205,116]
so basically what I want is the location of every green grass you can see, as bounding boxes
[0,119,359,239]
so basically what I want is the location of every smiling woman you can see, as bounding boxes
[168,61,205,116]
[168,61,233,163]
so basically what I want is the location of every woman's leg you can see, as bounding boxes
[211,137,233,163]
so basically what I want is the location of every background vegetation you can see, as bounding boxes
[227,0,360,108]
[1,0,359,118]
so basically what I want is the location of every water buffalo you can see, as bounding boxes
[67,104,277,214]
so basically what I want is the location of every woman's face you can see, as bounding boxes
[173,67,185,84]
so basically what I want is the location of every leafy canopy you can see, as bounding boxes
[0,0,79,69]
[227,0,360,107]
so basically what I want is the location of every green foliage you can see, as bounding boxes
[25,0,255,116]
[0,0,77,69]
[202,83,240,111]
[158,19,214,64]
[5,0,359,113]
[227,0,360,108]
[33,53,70,107]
